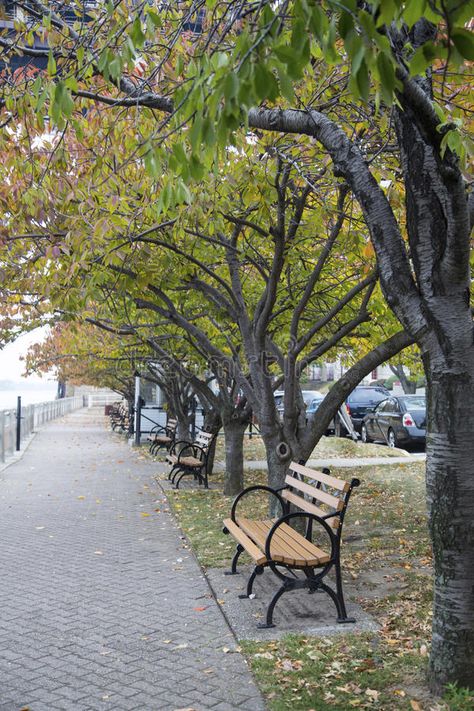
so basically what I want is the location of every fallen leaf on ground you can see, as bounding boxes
[365,689,379,700]
[193,606,208,612]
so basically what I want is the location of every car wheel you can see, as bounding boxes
[387,428,397,448]
[361,424,370,443]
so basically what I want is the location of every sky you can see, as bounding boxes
[0,327,54,384]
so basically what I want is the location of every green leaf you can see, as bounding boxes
[376,51,395,102]
[108,57,122,81]
[47,51,56,77]
[254,64,279,101]
[276,65,295,102]
[189,113,203,151]
[223,72,239,101]
[355,59,370,102]
[402,0,426,28]
[451,29,474,61]
[130,17,146,49]
[338,11,354,40]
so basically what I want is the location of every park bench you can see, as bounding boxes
[109,402,130,432]
[147,418,177,455]
[223,461,360,628]
[166,430,215,489]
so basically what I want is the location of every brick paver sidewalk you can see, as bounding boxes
[0,409,265,711]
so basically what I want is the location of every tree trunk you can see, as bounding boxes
[257,424,292,514]
[426,366,474,691]
[176,416,192,442]
[222,417,247,496]
[390,364,417,394]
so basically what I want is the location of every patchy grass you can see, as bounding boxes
[212,434,412,463]
[167,468,268,568]
[240,634,430,710]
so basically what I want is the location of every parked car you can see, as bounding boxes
[274,390,321,417]
[306,393,335,435]
[335,385,390,436]
[361,395,426,449]
[274,390,334,434]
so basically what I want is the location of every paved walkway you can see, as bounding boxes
[0,409,265,711]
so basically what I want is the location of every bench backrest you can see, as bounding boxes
[282,462,356,531]
[195,430,214,451]
[166,418,178,433]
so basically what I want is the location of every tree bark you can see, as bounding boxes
[425,361,474,690]
[222,416,247,496]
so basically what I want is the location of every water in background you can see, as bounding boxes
[0,386,58,411]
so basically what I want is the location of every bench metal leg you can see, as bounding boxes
[174,470,187,489]
[224,543,244,575]
[333,560,355,623]
[239,564,264,598]
[317,580,355,623]
[257,583,288,629]
[174,468,207,490]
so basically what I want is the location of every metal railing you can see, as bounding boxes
[0,396,84,463]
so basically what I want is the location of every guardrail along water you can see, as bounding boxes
[0,396,84,463]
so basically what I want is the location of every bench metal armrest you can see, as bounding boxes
[150,424,167,435]
[230,485,287,523]
[169,439,192,456]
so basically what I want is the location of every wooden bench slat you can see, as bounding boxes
[177,456,203,467]
[282,490,340,529]
[236,518,329,567]
[285,473,344,512]
[290,462,350,492]
[277,522,331,563]
[270,524,325,566]
[223,519,267,565]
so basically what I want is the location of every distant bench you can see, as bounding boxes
[147,418,177,455]
[166,430,215,489]
[223,461,360,628]
[109,402,130,433]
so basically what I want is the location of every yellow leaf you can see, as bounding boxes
[410,701,422,711]
[363,241,375,258]
[140,512,151,517]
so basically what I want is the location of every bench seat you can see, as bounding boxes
[223,517,330,567]
[148,434,172,444]
[167,454,202,468]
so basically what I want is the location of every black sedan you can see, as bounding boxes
[360,395,426,449]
